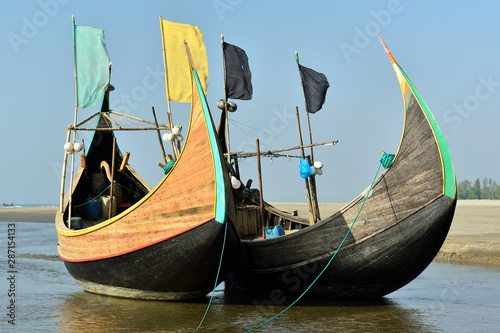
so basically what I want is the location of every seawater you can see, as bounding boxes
[0,218,499,332]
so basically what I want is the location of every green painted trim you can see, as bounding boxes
[193,70,227,223]
[397,64,456,199]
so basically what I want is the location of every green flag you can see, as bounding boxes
[73,21,110,108]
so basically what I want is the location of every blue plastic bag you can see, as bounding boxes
[266,225,285,238]
[299,158,312,179]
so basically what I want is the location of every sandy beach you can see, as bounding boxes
[1,200,499,267]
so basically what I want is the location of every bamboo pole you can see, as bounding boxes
[70,127,170,131]
[81,139,87,172]
[59,125,72,213]
[231,140,338,158]
[109,110,170,127]
[221,34,232,166]
[305,107,320,221]
[159,16,179,159]
[102,112,121,129]
[256,139,265,239]
[152,107,167,164]
[68,15,79,227]
[296,51,321,222]
[295,106,315,225]
[76,111,100,128]
[119,152,130,172]
[306,112,315,162]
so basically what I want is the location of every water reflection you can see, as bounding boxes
[55,286,435,333]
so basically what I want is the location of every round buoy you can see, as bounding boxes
[316,168,323,175]
[175,134,184,142]
[314,161,323,169]
[163,133,175,141]
[227,101,237,112]
[217,99,225,110]
[231,176,241,189]
[172,126,181,135]
[64,142,74,154]
[310,166,317,176]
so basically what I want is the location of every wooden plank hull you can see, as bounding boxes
[64,219,238,300]
[57,65,238,300]
[228,196,455,299]
[228,38,457,299]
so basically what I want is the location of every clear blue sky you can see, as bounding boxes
[1,0,499,205]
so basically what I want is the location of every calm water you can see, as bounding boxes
[1,217,499,332]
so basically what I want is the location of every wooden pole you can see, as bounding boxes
[152,106,167,164]
[109,110,170,127]
[80,139,87,172]
[59,125,72,213]
[306,112,315,162]
[108,137,116,220]
[295,106,315,225]
[231,140,338,157]
[68,15,79,227]
[221,34,232,166]
[119,152,130,172]
[159,16,179,159]
[296,51,321,222]
[256,139,266,239]
[306,106,321,221]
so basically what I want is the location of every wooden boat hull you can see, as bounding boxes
[228,196,455,299]
[57,62,239,300]
[227,37,457,299]
[64,218,238,300]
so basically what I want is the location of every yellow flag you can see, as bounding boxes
[160,18,209,103]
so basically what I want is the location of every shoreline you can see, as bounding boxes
[1,201,499,268]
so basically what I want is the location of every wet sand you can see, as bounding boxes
[1,200,499,267]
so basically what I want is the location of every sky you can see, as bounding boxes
[1,0,499,205]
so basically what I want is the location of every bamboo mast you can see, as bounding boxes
[59,125,72,213]
[67,15,80,227]
[256,139,266,239]
[159,16,179,159]
[295,51,321,222]
[221,34,232,166]
[152,106,167,164]
[295,106,315,225]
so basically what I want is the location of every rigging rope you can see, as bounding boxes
[236,152,302,161]
[72,184,111,208]
[193,193,232,332]
[380,153,395,169]
[245,160,385,332]
[229,118,293,146]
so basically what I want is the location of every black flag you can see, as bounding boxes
[298,64,329,113]
[223,42,253,100]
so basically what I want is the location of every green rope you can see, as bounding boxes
[115,182,143,197]
[380,153,395,169]
[72,184,111,208]
[193,219,229,332]
[72,182,144,209]
[194,194,232,332]
[163,160,176,175]
[245,161,384,332]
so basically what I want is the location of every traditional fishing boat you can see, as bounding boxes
[226,36,457,299]
[56,41,239,300]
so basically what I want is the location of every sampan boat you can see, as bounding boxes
[227,36,456,299]
[56,57,238,300]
